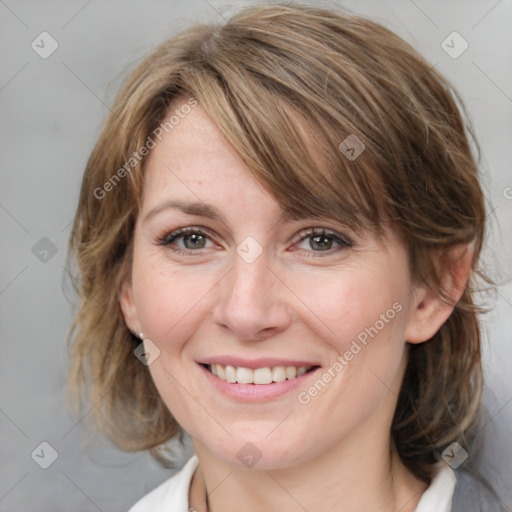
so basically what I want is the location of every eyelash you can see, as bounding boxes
[292,227,352,256]
[156,226,352,258]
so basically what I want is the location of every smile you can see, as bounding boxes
[198,360,321,402]
[208,363,315,384]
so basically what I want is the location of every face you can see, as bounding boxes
[120,99,438,471]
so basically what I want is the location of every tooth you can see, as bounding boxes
[212,364,313,383]
[236,367,254,384]
[225,365,237,383]
[285,366,297,380]
[254,367,273,385]
[272,366,286,382]
[296,366,308,377]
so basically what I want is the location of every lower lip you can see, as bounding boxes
[198,364,320,402]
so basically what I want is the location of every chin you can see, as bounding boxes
[196,429,317,471]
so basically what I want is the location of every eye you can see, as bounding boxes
[157,227,216,254]
[293,227,352,256]
[157,226,353,258]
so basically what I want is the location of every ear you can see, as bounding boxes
[404,243,474,344]
[119,274,141,334]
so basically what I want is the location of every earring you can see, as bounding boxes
[131,329,144,340]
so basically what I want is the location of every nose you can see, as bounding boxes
[212,249,292,342]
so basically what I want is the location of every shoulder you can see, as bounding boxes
[127,455,199,512]
[415,462,507,512]
[451,466,505,512]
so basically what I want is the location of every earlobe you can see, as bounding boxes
[404,243,474,344]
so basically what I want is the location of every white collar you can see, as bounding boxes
[129,455,456,511]
[415,462,456,512]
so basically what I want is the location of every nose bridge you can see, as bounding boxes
[213,247,290,339]
[231,251,271,303]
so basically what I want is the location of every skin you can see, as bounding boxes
[120,98,472,512]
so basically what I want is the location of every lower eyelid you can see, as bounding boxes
[293,239,351,255]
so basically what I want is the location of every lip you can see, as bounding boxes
[197,362,321,402]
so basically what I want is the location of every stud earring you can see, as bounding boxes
[131,329,144,340]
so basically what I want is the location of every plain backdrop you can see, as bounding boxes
[1,1,511,510]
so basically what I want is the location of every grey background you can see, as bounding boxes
[1,0,511,510]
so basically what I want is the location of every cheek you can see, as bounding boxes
[294,269,409,409]
[296,267,408,352]
[133,259,218,345]
[131,261,220,431]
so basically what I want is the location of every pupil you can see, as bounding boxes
[185,233,205,249]
[311,235,331,251]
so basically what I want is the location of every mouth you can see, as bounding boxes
[202,363,319,385]
[196,357,321,401]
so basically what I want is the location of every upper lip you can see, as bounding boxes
[198,357,320,370]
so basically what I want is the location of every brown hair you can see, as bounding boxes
[66,3,490,482]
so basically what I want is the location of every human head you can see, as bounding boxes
[67,3,487,483]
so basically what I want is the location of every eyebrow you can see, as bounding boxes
[142,199,300,226]
[143,200,230,225]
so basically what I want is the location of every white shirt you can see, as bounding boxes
[128,455,456,512]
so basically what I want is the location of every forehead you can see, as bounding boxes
[141,102,291,225]
[139,97,388,242]
[145,101,247,180]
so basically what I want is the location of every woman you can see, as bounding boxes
[66,3,503,511]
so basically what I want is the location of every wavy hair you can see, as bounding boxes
[66,3,491,482]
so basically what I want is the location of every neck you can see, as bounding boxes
[189,432,428,512]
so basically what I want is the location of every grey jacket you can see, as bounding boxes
[451,468,511,512]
